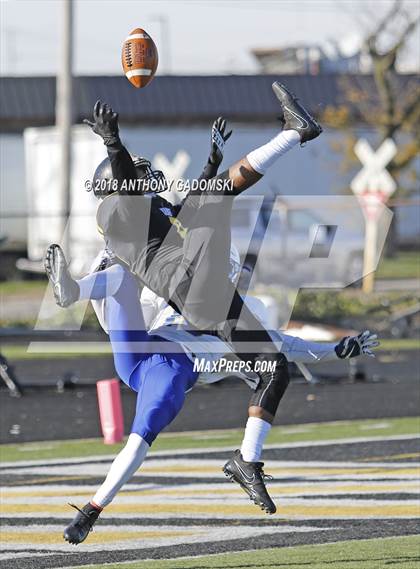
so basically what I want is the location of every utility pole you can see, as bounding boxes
[3,28,18,75]
[150,15,171,74]
[55,0,73,257]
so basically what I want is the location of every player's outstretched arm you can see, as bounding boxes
[270,330,380,363]
[198,117,232,182]
[84,100,138,184]
[268,329,379,363]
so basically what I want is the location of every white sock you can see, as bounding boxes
[91,433,149,508]
[246,130,300,175]
[77,264,125,301]
[240,417,271,462]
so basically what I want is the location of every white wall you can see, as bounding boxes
[0,134,27,245]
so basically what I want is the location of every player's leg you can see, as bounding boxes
[91,352,197,506]
[223,411,279,515]
[63,352,197,544]
[104,266,154,385]
[187,82,322,199]
[215,128,299,196]
[231,329,381,492]
[219,293,290,515]
[225,81,322,195]
[92,352,197,507]
[79,256,175,389]
[169,242,290,415]
[44,244,154,385]
[169,272,289,515]
[62,433,148,545]
[62,267,154,545]
[221,379,286,514]
[226,333,381,512]
[171,82,322,326]
[128,352,198,445]
[78,264,124,300]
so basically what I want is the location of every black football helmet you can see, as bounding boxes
[90,155,167,197]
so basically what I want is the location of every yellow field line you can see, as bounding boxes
[2,502,419,517]
[120,481,420,497]
[1,529,194,545]
[358,453,420,462]
[3,482,418,499]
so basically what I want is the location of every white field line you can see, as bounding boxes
[3,480,419,493]
[3,495,420,506]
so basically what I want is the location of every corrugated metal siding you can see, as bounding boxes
[0,73,418,129]
[1,77,56,122]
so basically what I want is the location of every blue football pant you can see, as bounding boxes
[79,264,198,445]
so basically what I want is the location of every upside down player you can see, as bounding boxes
[46,241,379,544]
[46,109,379,541]
[81,82,322,460]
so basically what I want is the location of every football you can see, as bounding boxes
[121,28,158,88]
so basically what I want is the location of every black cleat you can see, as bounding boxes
[223,450,276,514]
[272,81,322,144]
[63,503,101,545]
[44,244,80,308]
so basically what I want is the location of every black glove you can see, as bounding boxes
[209,116,232,166]
[83,100,120,146]
[335,330,380,359]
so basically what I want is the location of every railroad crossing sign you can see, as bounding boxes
[357,190,388,221]
[350,138,397,220]
[350,138,397,293]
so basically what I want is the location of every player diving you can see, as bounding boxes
[45,90,379,544]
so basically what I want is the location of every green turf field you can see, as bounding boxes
[1,416,418,463]
[74,535,420,569]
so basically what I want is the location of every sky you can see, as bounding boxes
[1,0,419,76]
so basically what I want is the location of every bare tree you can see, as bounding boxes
[322,0,420,255]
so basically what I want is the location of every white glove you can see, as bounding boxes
[335,330,380,359]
